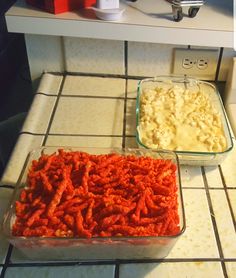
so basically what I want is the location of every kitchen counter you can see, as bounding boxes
[5,0,234,48]
[0,73,236,277]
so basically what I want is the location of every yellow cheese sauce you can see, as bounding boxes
[139,85,227,152]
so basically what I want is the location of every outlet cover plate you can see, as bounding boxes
[172,48,219,80]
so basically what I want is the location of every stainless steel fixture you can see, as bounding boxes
[126,0,205,22]
[170,0,205,21]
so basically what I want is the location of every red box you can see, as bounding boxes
[26,0,96,14]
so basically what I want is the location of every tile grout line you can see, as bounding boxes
[113,258,236,263]
[122,41,129,149]
[60,37,67,73]
[0,185,14,190]
[0,244,13,278]
[124,41,128,77]
[122,79,128,149]
[6,257,236,268]
[48,134,124,137]
[46,71,216,83]
[182,187,226,190]
[201,167,228,278]
[42,75,66,146]
[7,261,116,267]
[114,263,120,278]
[17,132,136,138]
[41,72,64,77]
[218,165,236,232]
[64,72,127,79]
[18,132,126,137]
[19,132,46,136]
[57,95,125,100]
[35,92,60,97]
[215,47,224,82]
[35,91,135,101]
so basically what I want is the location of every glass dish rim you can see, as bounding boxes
[136,75,234,156]
[2,146,186,242]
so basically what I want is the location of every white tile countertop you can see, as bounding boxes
[0,73,236,277]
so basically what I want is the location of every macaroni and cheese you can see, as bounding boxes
[139,84,227,152]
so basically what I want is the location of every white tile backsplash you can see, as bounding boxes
[127,42,185,77]
[25,34,64,81]
[64,37,124,74]
[25,33,234,84]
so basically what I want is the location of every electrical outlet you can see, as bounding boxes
[172,48,219,80]
[182,58,194,69]
[197,58,208,70]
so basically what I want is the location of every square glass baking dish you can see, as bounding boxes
[136,75,234,166]
[2,146,185,261]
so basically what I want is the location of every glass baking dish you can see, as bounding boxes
[136,75,234,166]
[2,146,185,261]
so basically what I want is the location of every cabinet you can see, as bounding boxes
[5,0,234,48]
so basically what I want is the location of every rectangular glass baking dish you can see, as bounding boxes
[136,75,234,166]
[2,146,185,261]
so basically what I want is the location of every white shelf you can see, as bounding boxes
[5,0,234,48]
